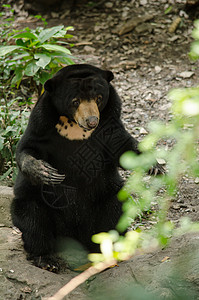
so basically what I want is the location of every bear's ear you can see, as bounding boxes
[44,78,53,93]
[44,73,63,93]
[103,70,114,82]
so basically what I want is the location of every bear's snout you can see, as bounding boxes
[86,116,99,129]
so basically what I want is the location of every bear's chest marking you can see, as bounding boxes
[56,116,94,140]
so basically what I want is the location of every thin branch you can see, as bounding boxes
[46,259,116,300]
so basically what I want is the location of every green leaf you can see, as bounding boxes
[64,34,74,39]
[117,189,130,201]
[193,19,199,31]
[37,70,52,84]
[55,56,74,65]
[191,41,199,56]
[3,126,13,135]
[189,51,199,60]
[164,6,172,14]
[12,67,23,87]
[12,32,38,40]
[0,45,22,56]
[92,232,110,244]
[0,168,12,180]
[65,26,74,31]
[10,53,30,61]
[2,4,11,8]
[16,39,27,47]
[120,151,137,169]
[192,28,199,40]
[24,62,40,76]
[0,137,4,151]
[38,26,64,43]
[139,135,157,152]
[116,213,131,233]
[34,53,51,69]
[39,44,71,55]
[53,30,70,39]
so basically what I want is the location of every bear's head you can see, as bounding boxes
[44,64,114,131]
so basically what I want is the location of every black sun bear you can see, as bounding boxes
[11,64,163,271]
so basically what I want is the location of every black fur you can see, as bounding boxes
[11,64,151,270]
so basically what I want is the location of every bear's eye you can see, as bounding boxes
[73,99,80,108]
[96,95,102,105]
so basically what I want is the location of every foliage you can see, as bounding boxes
[90,91,199,264]
[0,5,75,180]
[0,4,15,40]
[0,4,75,96]
[89,21,199,264]
[0,95,30,181]
[189,19,199,60]
[0,21,74,95]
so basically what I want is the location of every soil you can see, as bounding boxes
[1,0,199,299]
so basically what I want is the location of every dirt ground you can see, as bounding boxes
[1,0,199,299]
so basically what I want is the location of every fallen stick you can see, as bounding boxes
[116,14,155,35]
[46,259,116,300]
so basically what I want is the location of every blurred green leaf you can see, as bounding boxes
[120,151,137,169]
[164,6,172,14]
[0,138,4,150]
[190,41,199,56]
[0,45,22,56]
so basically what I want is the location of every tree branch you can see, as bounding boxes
[46,259,116,300]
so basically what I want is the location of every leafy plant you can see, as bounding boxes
[0,24,74,95]
[0,4,15,41]
[0,6,76,180]
[0,96,30,181]
[89,21,199,264]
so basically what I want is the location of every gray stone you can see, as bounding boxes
[0,186,13,227]
[105,2,113,8]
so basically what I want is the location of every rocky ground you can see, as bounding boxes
[1,0,199,299]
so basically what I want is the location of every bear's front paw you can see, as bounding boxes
[21,155,65,185]
[36,160,66,185]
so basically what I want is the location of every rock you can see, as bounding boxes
[135,23,150,34]
[51,12,60,18]
[121,11,129,19]
[156,158,166,165]
[140,0,148,5]
[155,66,162,73]
[105,2,113,8]
[83,46,95,53]
[0,186,13,227]
[179,71,195,78]
[195,177,199,184]
[94,25,102,32]
[140,127,148,134]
